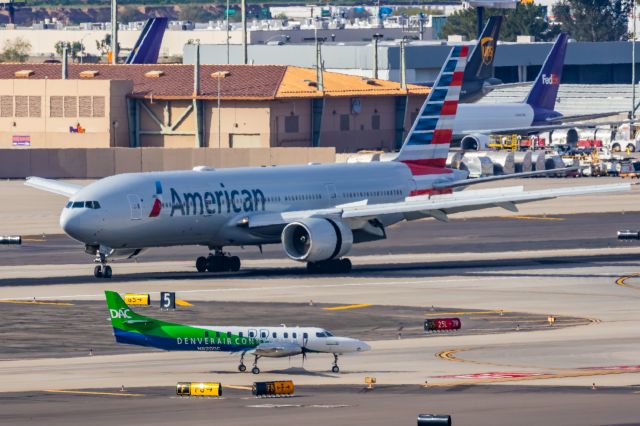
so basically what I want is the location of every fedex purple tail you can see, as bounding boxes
[524,32,568,117]
[393,45,469,175]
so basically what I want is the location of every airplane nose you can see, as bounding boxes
[354,339,371,352]
[60,208,95,242]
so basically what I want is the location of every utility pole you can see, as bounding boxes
[633,0,637,120]
[241,0,247,64]
[111,0,118,64]
[400,39,406,90]
[372,33,383,79]
[315,37,323,92]
[226,0,230,64]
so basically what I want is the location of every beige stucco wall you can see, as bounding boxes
[203,100,271,149]
[0,78,132,149]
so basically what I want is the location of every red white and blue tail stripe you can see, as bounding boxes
[394,45,468,174]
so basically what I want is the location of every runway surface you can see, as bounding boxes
[3,206,640,425]
[1,211,638,267]
[0,301,586,360]
[3,385,640,426]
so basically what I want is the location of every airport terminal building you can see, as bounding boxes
[0,63,428,152]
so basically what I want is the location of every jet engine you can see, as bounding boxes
[281,218,353,262]
[461,133,490,151]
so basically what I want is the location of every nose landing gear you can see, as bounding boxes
[93,250,112,279]
[195,249,241,273]
[331,354,340,373]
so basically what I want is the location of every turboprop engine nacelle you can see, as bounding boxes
[281,218,353,262]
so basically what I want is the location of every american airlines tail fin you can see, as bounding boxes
[524,32,568,112]
[466,16,502,81]
[394,45,468,173]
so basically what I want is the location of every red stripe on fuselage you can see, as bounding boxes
[401,160,454,175]
[410,188,453,196]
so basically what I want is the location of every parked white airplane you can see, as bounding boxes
[26,46,630,278]
[106,290,369,374]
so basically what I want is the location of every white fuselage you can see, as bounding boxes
[60,162,465,250]
[453,103,535,135]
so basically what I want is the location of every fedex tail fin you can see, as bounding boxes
[394,45,468,173]
[125,17,168,64]
[524,32,568,111]
[466,16,502,81]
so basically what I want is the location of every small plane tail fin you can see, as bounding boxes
[104,290,152,329]
[524,32,568,111]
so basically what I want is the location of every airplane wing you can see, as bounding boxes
[544,111,628,123]
[463,119,631,136]
[24,177,83,197]
[432,167,578,190]
[245,183,630,228]
[249,342,303,358]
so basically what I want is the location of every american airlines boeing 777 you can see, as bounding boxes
[26,46,630,278]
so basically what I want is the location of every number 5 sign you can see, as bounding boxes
[160,291,176,309]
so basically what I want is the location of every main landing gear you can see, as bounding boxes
[196,250,241,273]
[331,354,340,373]
[93,251,112,279]
[238,351,247,372]
[238,352,261,374]
[306,258,352,274]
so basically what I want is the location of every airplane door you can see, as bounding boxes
[324,184,337,202]
[127,194,143,220]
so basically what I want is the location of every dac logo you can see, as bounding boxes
[542,73,559,85]
[480,37,495,65]
[110,308,131,319]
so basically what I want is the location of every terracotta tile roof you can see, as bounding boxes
[0,63,287,100]
[0,63,429,100]
[276,66,430,99]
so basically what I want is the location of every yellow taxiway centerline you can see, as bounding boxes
[615,273,640,290]
[506,215,565,221]
[176,299,193,307]
[0,300,74,306]
[322,303,371,311]
[45,390,145,397]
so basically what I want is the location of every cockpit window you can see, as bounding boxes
[68,201,101,209]
[325,331,333,337]
[316,332,326,338]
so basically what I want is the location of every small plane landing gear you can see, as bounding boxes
[331,354,340,373]
[252,355,261,374]
[307,258,352,274]
[195,249,241,273]
[238,351,247,372]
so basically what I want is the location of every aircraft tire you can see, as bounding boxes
[103,265,112,279]
[340,258,352,273]
[93,265,103,279]
[229,256,241,272]
[206,257,221,272]
[238,364,246,372]
[252,366,260,374]
[332,365,340,373]
[195,256,207,272]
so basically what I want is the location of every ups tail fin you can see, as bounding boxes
[466,16,502,81]
[393,45,468,173]
[524,32,568,111]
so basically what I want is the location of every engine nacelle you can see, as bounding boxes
[461,133,490,151]
[281,218,353,262]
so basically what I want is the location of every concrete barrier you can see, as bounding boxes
[0,147,336,178]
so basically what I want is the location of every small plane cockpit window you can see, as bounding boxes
[316,332,327,338]
[324,331,334,337]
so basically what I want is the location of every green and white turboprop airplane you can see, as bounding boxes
[105,291,370,374]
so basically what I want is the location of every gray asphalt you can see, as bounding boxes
[1,212,638,267]
[2,385,639,426]
[0,301,586,360]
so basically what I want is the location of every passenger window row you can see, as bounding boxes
[341,189,402,198]
[65,201,101,209]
